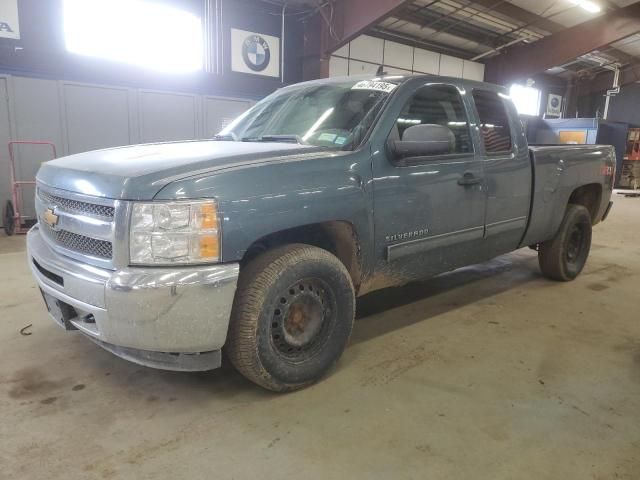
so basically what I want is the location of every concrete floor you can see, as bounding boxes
[1,194,639,480]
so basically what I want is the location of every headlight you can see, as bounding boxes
[129,200,220,265]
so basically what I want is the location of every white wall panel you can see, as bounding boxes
[63,83,131,154]
[12,77,63,155]
[349,35,384,64]
[9,77,63,217]
[333,43,349,57]
[412,48,440,74]
[329,56,349,77]
[385,67,412,75]
[348,60,379,76]
[139,91,198,143]
[0,73,254,225]
[384,41,413,70]
[462,61,485,81]
[203,97,252,136]
[337,34,480,80]
[439,54,464,78]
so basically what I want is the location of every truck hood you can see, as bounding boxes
[37,140,320,200]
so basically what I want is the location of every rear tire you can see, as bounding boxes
[3,201,15,236]
[538,204,592,281]
[226,244,355,392]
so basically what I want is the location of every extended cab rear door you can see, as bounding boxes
[370,80,487,284]
[471,89,532,257]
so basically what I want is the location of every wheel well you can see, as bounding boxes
[242,221,362,290]
[568,184,602,224]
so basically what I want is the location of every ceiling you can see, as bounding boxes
[259,0,640,82]
[367,0,640,79]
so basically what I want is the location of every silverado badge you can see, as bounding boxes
[42,208,59,228]
[385,227,429,243]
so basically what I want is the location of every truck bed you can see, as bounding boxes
[520,144,615,248]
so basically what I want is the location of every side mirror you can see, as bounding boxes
[388,124,455,160]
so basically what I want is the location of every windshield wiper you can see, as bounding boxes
[241,135,304,144]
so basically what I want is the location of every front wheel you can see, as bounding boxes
[3,201,15,236]
[538,204,592,281]
[226,244,355,392]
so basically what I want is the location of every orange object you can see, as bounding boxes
[199,235,219,258]
[200,203,218,229]
[625,128,640,161]
[558,130,587,144]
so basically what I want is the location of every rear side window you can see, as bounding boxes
[393,84,472,154]
[473,90,513,154]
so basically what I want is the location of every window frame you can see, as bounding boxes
[386,82,476,165]
[471,88,516,157]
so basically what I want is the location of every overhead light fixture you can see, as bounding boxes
[568,0,602,13]
[509,84,541,116]
[63,0,203,73]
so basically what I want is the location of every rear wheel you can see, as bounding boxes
[538,204,592,281]
[3,201,15,236]
[226,244,355,392]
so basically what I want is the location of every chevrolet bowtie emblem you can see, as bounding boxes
[42,208,59,228]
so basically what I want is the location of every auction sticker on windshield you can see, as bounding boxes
[351,80,397,93]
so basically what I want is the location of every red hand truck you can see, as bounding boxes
[3,141,57,235]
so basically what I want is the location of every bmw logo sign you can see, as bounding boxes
[242,35,271,72]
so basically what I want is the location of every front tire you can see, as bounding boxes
[538,204,592,281]
[3,201,15,236]
[226,244,355,392]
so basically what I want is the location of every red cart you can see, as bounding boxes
[3,141,57,235]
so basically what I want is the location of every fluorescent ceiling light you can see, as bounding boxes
[568,0,602,13]
[63,0,203,73]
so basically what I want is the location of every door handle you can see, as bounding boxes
[458,172,482,186]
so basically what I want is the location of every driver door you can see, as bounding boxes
[371,82,487,283]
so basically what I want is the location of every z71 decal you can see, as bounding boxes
[601,165,614,177]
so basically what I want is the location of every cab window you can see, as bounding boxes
[472,90,513,154]
[391,84,472,154]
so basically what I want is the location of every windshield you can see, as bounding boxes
[218,78,401,149]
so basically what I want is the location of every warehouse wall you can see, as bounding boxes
[573,84,636,123]
[528,74,568,118]
[0,0,304,98]
[600,83,640,125]
[328,35,485,81]
[0,0,308,226]
[0,74,252,221]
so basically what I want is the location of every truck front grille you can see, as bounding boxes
[37,188,115,219]
[41,223,113,259]
[36,183,118,268]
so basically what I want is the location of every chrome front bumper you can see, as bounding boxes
[27,225,240,371]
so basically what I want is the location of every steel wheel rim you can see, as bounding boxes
[566,223,585,264]
[270,278,336,359]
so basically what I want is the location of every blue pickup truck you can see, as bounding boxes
[28,74,614,391]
